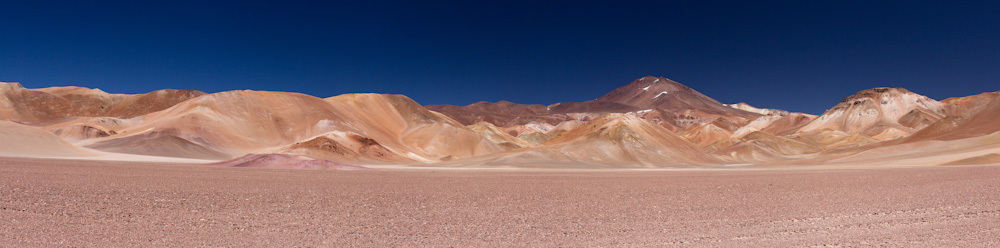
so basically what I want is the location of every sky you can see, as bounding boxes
[1,1,998,114]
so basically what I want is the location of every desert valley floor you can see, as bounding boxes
[2,157,998,247]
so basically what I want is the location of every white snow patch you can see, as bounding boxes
[654,79,660,83]
[627,109,654,115]
[655,91,669,98]
[642,85,650,91]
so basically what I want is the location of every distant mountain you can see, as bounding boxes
[588,76,751,116]
[428,76,760,127]
[798,87,946,140]
[0,82,205,123]
[0,78,997,168]
[428,76,765,145]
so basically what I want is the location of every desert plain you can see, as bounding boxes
[2,156,999,247]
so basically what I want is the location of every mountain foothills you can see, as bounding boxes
[1,76,998,168]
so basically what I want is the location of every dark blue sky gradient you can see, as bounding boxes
[2,1,998,114]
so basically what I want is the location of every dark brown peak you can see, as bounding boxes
[593,76,726,112]
[613,76,689,93]
[636,75,679,83]
[644,76,688,89]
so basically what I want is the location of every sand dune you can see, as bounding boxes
[0,121,95,157]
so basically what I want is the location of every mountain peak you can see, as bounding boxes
[839,87,915,104]
[632,76,689,92]
[595,76,697,106]
[831,87,938,113]
[801,87,945,136]
[590,76,758,119]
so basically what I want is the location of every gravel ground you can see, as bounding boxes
[1,157,999,247]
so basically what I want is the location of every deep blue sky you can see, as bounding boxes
[2,1,998,114]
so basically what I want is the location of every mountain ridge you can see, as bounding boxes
[1,77,997,168]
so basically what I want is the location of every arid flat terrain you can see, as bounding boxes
[1,157,998,247]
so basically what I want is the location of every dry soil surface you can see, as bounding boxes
[1,157,999,247]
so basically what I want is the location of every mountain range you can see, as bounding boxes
[2,76,998,168]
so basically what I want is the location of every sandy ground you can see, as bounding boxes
[1,157,999,247]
